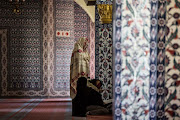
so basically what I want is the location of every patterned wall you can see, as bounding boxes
[0,0,94,97]
[95,5,113,100]
[122,0,150,119]
[0,0,61,97]
[54,0,74,96]
[0,29,7,96]
[0,0,58,97]
[114,0,180,119]
[0,0,45,96]
[150,1,158,119]
[54,0,92,96]
[164,0,180,119]
[113,0,122,118]
[74,2,90,42]
[90,19,95,79]
[157,0,166,119]
[114,0,153,119]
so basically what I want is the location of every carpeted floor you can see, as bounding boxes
[0,98,112,120]
[0,98,75,120]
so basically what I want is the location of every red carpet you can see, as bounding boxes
[0,98,72,120]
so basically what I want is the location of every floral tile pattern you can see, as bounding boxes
[120,0,151,119]
[149,0,158,119]
[98,26,113,100]
[156,0,166,119]
[95,5,113,101]
[114,0,180,119]
[165,0,180,119]
[114,0,122,119]
[114,0,151,119]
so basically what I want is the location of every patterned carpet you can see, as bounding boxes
[0,98,112,120]
[0,98,74,120]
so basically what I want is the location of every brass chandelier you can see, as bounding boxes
[9,0,25,14]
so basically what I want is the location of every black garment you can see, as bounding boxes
[86,87,104,106]
[72,94,87,117]
[72,77,104,116]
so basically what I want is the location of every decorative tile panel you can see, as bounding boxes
[98,26,113,100]
[0,0,54,97]
[120,0,151,119]
[114,0,122,119]
[95,5,113,100]
[54,0,74,96]
[74,2,90,42]
[150,0,158,119]
[157,0,166,119]
[0,0,45,96]
[165,0,180,119]
[0,29,7,96]
[90,19,95,79]
[114,0,151,119]
[56,30,70,37]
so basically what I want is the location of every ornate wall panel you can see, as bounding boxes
[164,0,180,119]
[90,19,95,79]
[95,5,113,100]
[0,0,93,97]
[114,0,180,119]
[74,2,90,42]
[150,0,158,119]
[0,29,8,96]
[157,0,166,119]
[95,5,100,84]
[0,0,48,96]
[121,0,150,119]
[42,0,49,96]
[54,0,74,96]
[98,26,113,100]
[114,0,151,119]
[46,0,58,96]
[114,0,122,119]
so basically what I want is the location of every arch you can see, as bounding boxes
[74,0,95,22]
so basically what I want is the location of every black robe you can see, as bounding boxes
[72,77,104,116]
